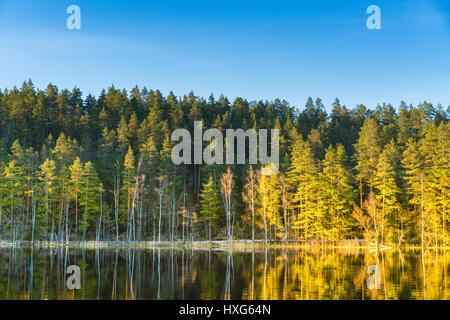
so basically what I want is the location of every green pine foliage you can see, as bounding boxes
[0,81,447,246]
[199,176,221,241]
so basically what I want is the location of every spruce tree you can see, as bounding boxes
[200,176,221,241]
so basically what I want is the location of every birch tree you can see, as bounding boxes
[221,167,234,242]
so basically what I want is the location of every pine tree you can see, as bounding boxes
[200,176,221,241]
[374,141,401,245]
[258,173,269,244]
[38,159,56,241]
[121,146,136,239]
[57,164,71,242]
[3,160,24,241]
[117,115,130,158]
[354,118,380,208]
[279,174,292,241]
[266,172,281,240]
[79,161,100,241]
[421,123,450,248]
[322,144,354,241]
[287,136,320,240]
[403,138,426,249]
[53,133,78,168]
[434,123,449,246]
[69,157,83,241]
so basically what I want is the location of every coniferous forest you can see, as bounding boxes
[0,80,448,247]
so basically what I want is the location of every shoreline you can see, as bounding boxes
[0,240,448,250]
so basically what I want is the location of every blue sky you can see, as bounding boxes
[0,0,449,111]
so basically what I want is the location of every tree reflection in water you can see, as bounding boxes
[0,247,447,300]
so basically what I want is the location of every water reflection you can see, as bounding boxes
[0,246,447,300]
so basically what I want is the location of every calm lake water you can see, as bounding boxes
[0,246,448,300]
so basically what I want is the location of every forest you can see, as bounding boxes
[0,80,448,248]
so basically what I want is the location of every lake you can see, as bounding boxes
[0,246,448,300]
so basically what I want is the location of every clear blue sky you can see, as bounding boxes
[0,0,449,111]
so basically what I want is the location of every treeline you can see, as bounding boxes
[0,80,448,247]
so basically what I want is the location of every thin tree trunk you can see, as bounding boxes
[97,187,103,242]
[263,181,268,245]
[75,197,78,242]
[31,190,36,243]
[158,191,163,243]
[114,174,120,242]
[421,176,424,252]
[0,204,3,241]
[251,192,255,243]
